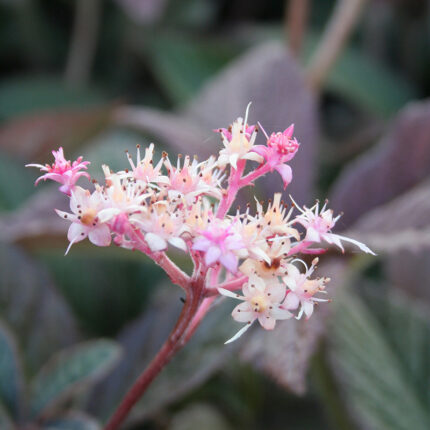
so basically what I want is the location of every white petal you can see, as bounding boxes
[168,237,188,252]
[67,222,87,243]
[98,207,121,223]
[88,225,111,247]
[303,301,314,319]
[218,288,243,300]
[145,232,167,252]
[266,282,286,303]
[270,306,293,320]
[205,246,221,266]
[225,321,254,344]
[305,226,321,242]
[283,275,297,292]
[232,302,254,322]
[335,234,376,255]
[258,315,276,330]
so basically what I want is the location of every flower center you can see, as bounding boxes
[81,208,97,226]
[251,295,268,313]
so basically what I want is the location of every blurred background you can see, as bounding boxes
[1,0,430,429]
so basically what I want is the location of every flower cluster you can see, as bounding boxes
[28,105,374,343]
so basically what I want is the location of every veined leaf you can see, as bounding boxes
[0,77,105,120]
[0,321,23,418]
[29,340,122,418]
[0,403,13,430]
[329,288,430,430]
[44,411,101,430]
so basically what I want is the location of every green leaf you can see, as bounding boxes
[329,288,430,430]
[44,411,101,430]
[0,77,106,120]
[0,403,13,430]
[29,340,122,418]
[0,321,23,418]
[139,31,239,104]
[0,151,35,211]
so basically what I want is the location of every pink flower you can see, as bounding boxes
[192,220,245,273]
[56,186,111,254]
[251,125,299,188]
[219,275,292,343]
[27,147,90,195]
[282,259,329,320]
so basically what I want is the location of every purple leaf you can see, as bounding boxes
[330,101,430,228]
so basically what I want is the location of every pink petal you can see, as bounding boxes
[283,292,300,310]
[219,252,238,273]
[251,145,269,159]
[274,164,292,188]
[192,237,212,252]
[205,246,221,266]
[88,224,111,247]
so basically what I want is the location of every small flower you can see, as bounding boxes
[239,239,291,279]
[292,197,376,255]
[282,258,329,319]
[219,275,292,343]
[251,125,299,188]
[216,104,263,169]
[124,143,167,185]
[97,170,151,224]
[192,219,245,273]
[27,147,90,195]
[164,155,222,204]
[56,186,111,254]
[131,201,188,252]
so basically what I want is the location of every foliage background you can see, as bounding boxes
[1,0,430,429]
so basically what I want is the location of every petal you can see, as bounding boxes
[251,145,269,158]
[270,306,293,320]
[67,222,87,243]
[219,252,238,273]
[283,292,300,310]
[258,315,276,330]
[274,164,292,188]
[303,301,314,319]
[225,321,254,344]
[305,226,321,243]
[88,224,111,247]
[218,288,243,300]
[335,234,376,255]
[192,237,212,251]
[283,275,297,292]
[232,302,254,322]
[168,237,188,252]
[98,208,121,223]
[145,232,167,252]
[266,282,286,303]
[205,246,221,266]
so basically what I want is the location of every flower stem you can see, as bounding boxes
[103,279,204,430]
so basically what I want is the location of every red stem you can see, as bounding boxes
[103,279,204,430]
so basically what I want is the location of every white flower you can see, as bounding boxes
[282,259,329,319]
[219,275,292,343]
[291,196,375,255]
[56,186,111,254]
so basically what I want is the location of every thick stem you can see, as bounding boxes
[104,280,203,430]
[286,0,309,56]
[65,0,101,87]
[306,0,369,90]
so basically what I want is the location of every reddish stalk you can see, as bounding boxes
[104,278,204,430]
